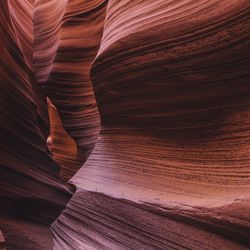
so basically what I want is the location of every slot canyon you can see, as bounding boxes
[0,0,250,249]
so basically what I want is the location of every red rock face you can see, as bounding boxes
[0,1,71,249]
[1,0,250,249]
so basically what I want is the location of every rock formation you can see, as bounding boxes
[0,1,72,249]
[0,0,250,249]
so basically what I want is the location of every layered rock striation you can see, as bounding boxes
[1,0,250,249]
[53,0,250,249]
[0,1,71,249]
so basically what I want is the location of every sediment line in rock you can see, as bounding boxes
[0,1,71,248]
[53,0,250,249]
[1,0,250,249]
[34,0,108,170]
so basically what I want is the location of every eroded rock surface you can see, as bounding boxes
[1,0,250,249]
[0,1,71,249]
[54,0,250,249]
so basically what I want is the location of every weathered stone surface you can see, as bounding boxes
[54,0,250,249]
[0,1,71,248]
[1,0,250,249]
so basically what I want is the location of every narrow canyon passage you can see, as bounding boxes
[0,0,250,249]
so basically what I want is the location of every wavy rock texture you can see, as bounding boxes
[1,0,107,249]
[0,1,71,249]
[33,0,107,177]
[53,0,250,249]
[8,0,33,70]
[1,0,250,249]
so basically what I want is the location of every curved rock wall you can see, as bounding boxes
[53,0,250,249]
[1,0,107,248]
[0,1,71,249]
[1,0,250,249]
[34,0,107,174]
